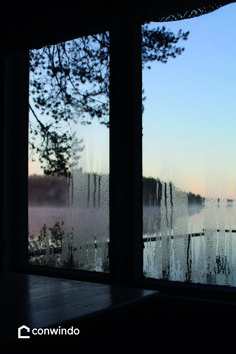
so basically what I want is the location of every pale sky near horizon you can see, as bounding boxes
[29,3,236,199]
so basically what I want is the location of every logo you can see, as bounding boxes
[18,325,30,339]
[18,325,80,339]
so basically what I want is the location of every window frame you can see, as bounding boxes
[3,19,143,286]
[3,16,236,302]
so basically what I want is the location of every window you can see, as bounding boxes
[3,3,236,298]
[28,33,110,273]
[142,4,236,287]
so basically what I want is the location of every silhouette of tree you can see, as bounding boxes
[29,26,189,175]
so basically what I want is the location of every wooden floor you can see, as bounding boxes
[0,272,158,346]
[2,272,236,349]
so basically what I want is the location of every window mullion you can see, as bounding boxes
[109,18,143,286]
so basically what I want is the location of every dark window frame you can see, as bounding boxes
[3,16,236,303]
[2,19,143,286]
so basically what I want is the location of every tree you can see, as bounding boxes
[29,25,189,176]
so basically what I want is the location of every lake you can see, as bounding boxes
[28,206,109,272]
[29,201,236,286]
[143,200,236,286]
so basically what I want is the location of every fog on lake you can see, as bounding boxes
[143,200,236,286]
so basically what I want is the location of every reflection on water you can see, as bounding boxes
[143,199,236,287]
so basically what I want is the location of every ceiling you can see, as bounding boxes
[2,0,235,56]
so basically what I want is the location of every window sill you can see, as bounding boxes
[136,277,236,306]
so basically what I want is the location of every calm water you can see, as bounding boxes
[29,201,236,285]
[143,201,236,286]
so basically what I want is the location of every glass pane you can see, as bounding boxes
[28,33,110,272]
[142,4,236,286]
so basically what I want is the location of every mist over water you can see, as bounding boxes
[143,199,236,286]
[28,173,236,285]
[28,172,109,272]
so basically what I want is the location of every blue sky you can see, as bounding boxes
[142,3,236,199]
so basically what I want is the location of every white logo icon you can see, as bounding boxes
[18,325,30,339]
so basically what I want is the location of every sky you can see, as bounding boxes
[29,116,110,176]
[29,3,236,199]
[142,3,236,199]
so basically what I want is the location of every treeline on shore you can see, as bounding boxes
[29,174,205,207]
[143,177,204,207]
[28,175,69,206]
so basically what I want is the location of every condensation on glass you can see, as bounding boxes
[142,5,236,286]
[28,33,110,272]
